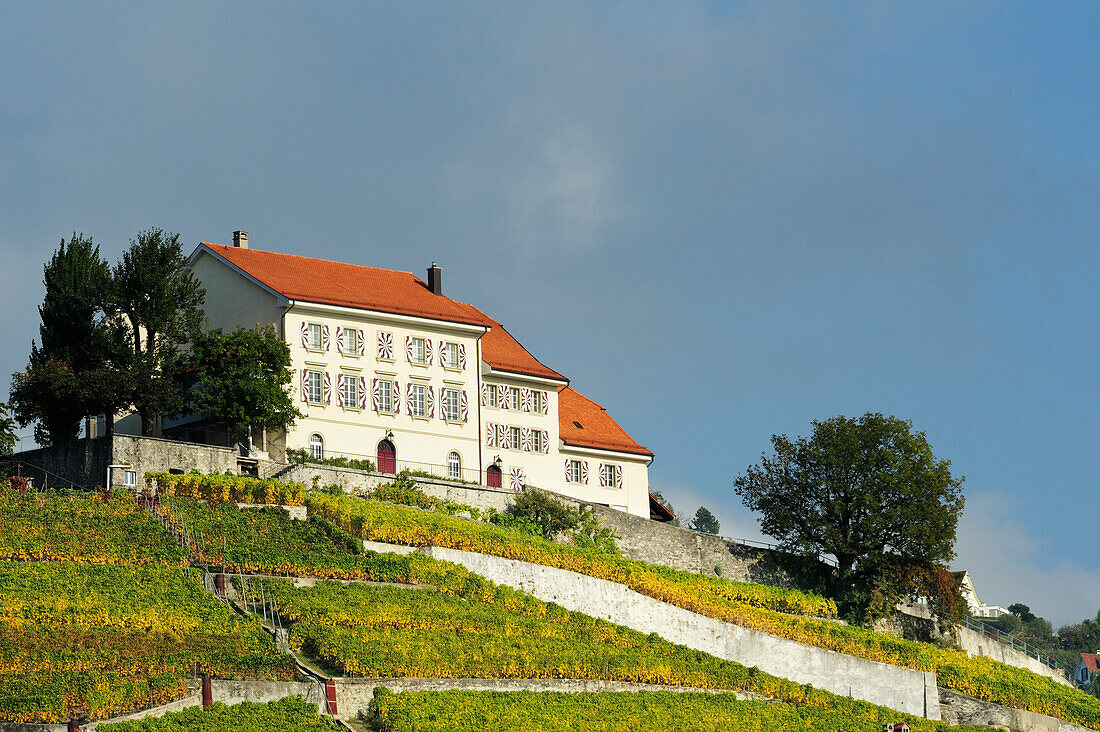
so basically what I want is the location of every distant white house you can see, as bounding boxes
[1073,653,1100,688]
[953,570,1010,619]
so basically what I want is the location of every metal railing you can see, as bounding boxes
[961,615,1069,675]
[289,447,490,486]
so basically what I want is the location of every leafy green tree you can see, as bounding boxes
[0,401,16,455]
[508,489,582,540]
[187,326,301,448]
[733,413,965,621]
[107,229,205,436]
[688,506,721,535]
[8,235,113,445]
[1009,603,1037,624]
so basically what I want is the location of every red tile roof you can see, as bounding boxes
[197,242,565,381]
[199,243,490,326]
[1082,653,1100,673]
[558,387,652,457]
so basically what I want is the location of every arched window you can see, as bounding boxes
[309,434,324,460]
[447,451,461,480]
[377,439,396,474]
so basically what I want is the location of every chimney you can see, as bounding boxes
[233,230,249,249]
[427,262,442,295]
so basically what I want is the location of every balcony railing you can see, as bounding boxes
[286,446,491,486]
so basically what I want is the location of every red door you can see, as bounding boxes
[377,440,396,474]
[486,465,502,488]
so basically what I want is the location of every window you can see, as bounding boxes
[309,434,324,460]
[378,380,394,413]
[531,390,543,413]
[601,464,620,488]
[447,451,461,480]
[305,370,323,404]
[531,429,543,453]
[444,341,459,368]
[410,337,426,364]
[123,470,136,487]
[442,388,460,421]
[487,385,498,408]
[308,323,323,350]
[566,459,583,484]
[509,426,522,450]
[343,327,358,354]
[342,375,358,408]
[410,383,427,417]
[509,387,520,411]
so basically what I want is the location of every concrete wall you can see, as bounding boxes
[10,438,109,490]
[939,688,1092,732]
[417,544,940,720]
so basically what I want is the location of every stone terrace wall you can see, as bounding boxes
[939,688,1091,732]
[419,544,941,720]
[111,435,236,488]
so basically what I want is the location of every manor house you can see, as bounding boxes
[181,232,654,518]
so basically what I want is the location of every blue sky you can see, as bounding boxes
[2,3,1097,625]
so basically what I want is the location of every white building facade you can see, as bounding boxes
[186,235,655,518]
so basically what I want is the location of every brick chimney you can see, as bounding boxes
[427,262,442,295]
[233,230,249,249]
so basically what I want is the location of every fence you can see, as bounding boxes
[961,615,1069,675]
[287,446,492,486]
[0,455,88,492]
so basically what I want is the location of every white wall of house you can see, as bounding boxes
[189,252,284,334]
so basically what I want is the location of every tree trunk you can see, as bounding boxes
[140,408,155,437]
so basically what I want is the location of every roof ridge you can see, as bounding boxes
[201,241,423,282]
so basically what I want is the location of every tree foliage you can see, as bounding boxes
[108,229,205,436]
[650,491,680,528]
[733,413,965,621]
[0,402,16,456]
[187,326,300,444]
[688,506,721,535]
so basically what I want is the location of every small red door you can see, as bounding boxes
[377,440,396,474]
[486,465,502,488]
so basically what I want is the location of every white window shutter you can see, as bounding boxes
[542,391,549,415]
[498,385,509,409]
[357,330,366,356]
[497,424,506,448]
[405,335,413,362]
[323,371,332,404]
[300,322,309,349]
[425,339,434,365]
[378,331,393,359]
[426,385,434,418]
[485,422,496,447]
[520,387,533,412]
[459,343,466,369]
[300,369,308,402]
[615,466,623,489]
[599,463,607,487]
[336,374,344,407]
[358,376,368,409]
[564,459,571,482]
[372,379,380,411]
[521,427,533,452]
[406,383,413,414]
[510,467,524,491]
[322,325,330,351]
[337,328,346,354]
[542,430,550,454]
[581,461,589,484]
[461,391,468,423]
[392,381,400,414]
[481,384,489,406]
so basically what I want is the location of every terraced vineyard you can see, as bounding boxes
[0,562,293,724]
[367,689,988,732]
[99,696,338,731]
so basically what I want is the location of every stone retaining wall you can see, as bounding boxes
[939,688,1092,732]
[417,544,941,720]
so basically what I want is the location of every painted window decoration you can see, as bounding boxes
[339,327,358,355]
[357,376,368,410]
[599,463,623,489]
[521,427,533,452]
[442,341,463,369]
[509,466,525,491]
[426,384,435,418]
[447,451,461,480]
[541,390,549,415]
[565,459,588,484]
[377,331,394,360]
[497,384,510,410]
[407,336,427,364]
[408,383,427,417]
[309,433,324,460]
[302,369,324,404]
[442,388,460,422]
[373,378,399,414]
[338,374,358,409]
[485,422,498,447]
[498,424,510,449]
[520,387,534,413]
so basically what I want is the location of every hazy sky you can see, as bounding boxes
[2,3,1097,625]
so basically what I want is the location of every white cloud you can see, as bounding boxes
[953,490,1100,628]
